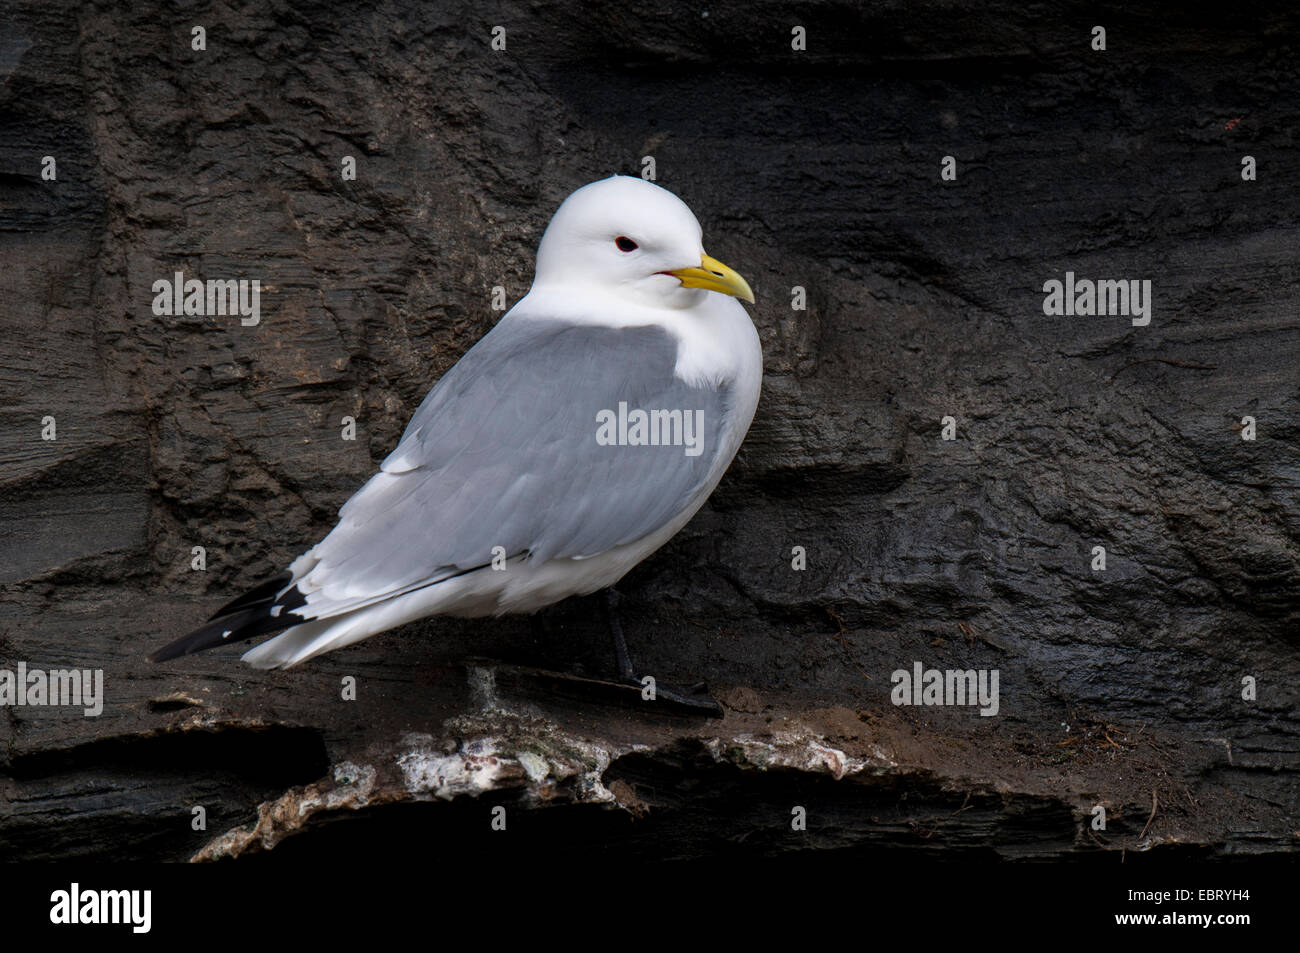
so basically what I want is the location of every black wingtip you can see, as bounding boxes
[148,607,258,663]
[149,582,307,663]
[146,642,185,664]
[206,571,294,621]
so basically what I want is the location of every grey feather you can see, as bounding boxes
[296,318,734,618]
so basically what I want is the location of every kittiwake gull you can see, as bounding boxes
[149,174,762,701]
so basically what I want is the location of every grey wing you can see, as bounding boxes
[291,317,734,618]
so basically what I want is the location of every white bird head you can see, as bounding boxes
[532,175,754,310]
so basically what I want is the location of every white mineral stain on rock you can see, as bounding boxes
[466,665,502,712]
[194,708,887,862]
[192,760,379,861]
[706,729,889,780]
[295,761,377,818]
[398,737,508,799]
[517,750,550,783]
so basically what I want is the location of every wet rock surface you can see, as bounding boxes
[1,1,1296,861]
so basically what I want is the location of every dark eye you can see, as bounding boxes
[615,236,638,252]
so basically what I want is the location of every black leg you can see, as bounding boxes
[601,589,635,680]
[599,588,722,716]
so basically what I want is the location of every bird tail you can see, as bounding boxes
[147,573,307,663]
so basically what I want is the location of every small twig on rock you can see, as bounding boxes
[1139,789,1159,839]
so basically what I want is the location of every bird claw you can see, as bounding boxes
[618,674,723,717]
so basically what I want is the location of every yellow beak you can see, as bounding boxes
[667,253,755,304]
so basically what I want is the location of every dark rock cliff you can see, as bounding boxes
[1,0,1296,861]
